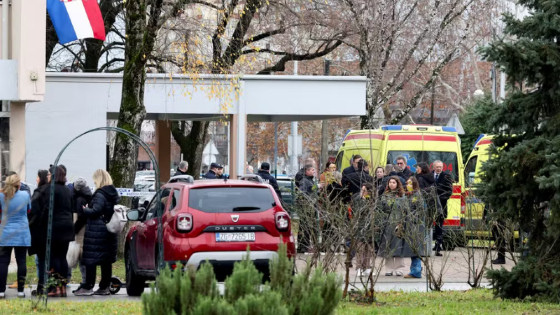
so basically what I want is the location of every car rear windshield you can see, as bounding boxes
[188,187,276,213]
[387,151,459,182]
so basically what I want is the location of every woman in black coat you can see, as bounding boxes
[74,169,119,296]
[415,162,435,190]
[29,166,75,297]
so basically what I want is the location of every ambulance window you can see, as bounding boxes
[425,152,459,182]
[387,151,459,182]
[386,151,423,173]
[465,156,478,187]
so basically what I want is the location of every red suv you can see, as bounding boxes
[124,176,295,296]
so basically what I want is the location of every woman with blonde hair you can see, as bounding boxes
[74,169,119,296]
[0,174,31,298]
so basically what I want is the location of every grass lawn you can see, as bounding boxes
[7,256,126,286]
[338,289,560,314]
[1,289,559,314]
[0,299,142,315]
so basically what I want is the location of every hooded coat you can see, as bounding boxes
[80,185,120,266]
[28,183,75,256]
[416,173,435,190]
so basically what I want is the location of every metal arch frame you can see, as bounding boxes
[41,126,163,305]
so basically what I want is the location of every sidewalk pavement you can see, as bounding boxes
[5,247,513,299]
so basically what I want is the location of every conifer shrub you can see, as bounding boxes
[142,244,341,315]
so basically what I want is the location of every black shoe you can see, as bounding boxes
[492,258,505,265]
[435,251,442,257]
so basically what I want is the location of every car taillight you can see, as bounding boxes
[275,212,289,231]
[176,214,193,232]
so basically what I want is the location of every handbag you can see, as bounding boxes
[66,241,81,268]
[105,205,128,234]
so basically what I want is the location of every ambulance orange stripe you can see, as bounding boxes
[345,134,384,141]
[476,139,492,146]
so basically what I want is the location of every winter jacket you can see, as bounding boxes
[73,186,93,245]
[204,170,218,179]
[416,173,435,190]
[175,167,188,175]
[81,185,120,266]
[378,191,407,257]
[434,171,453,216]
[402,191,428,257]
[342,170,373,202]
[0,191,31,247]
[19,182,31,196]
[397,167,414,181]
[378,190,428,258]
[298,175,315,196]
[257,170,282,200]
[28,183,75,256]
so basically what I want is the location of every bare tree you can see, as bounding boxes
[157,0,346,174]
[329,0,490,127]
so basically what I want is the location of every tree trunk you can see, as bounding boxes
[109,0,149,191]
[171,121,210,179]
[84,39,104,72]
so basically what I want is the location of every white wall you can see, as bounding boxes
[25,73,366,186]
[25,79,108,187]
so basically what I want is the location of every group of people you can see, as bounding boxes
[293,155,453,279]
[0,167,120,298]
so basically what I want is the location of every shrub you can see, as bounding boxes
[142,244,341,315]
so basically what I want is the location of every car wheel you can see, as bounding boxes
[126,250,145,296]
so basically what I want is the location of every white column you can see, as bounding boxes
[10,101,25,178]
[236,80,247,178]
[290,121,298,174]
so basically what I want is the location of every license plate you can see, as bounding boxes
[215,232,255,242]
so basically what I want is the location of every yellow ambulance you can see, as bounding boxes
[335,125,465,249]
[463,134,493,236]
[463,135,520,243]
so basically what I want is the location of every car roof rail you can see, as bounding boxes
[239,174,265,183]
[168,175,195,184]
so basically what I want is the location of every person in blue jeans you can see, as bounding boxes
[403,177,426,279]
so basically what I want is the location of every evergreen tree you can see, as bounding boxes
[479,0,560,301]
[459,95,498,158]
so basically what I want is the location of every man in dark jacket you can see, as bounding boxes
[257,162,281,200]
[432,160,453,255]
[175,161,188,175]
[203,163,223,179]
[342,155,362,178]
[295,164,316,253]
[342,160,373,202]
[395,156,414,180]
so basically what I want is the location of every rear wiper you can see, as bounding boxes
[232,206,261,211]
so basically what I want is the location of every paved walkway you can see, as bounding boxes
[5,247,514,300]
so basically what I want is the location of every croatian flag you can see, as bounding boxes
[47,0,106,44]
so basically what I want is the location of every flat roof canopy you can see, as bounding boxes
[25,73,366,185]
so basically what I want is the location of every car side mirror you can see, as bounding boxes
[127,209,142,221]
